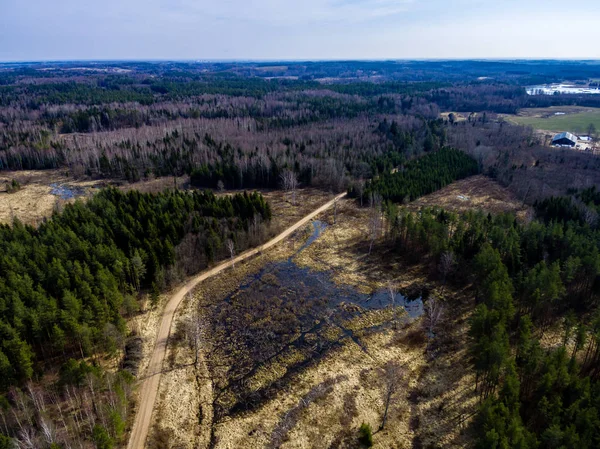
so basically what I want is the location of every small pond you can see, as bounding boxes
[228,220,423,319]
[50,183,87,200]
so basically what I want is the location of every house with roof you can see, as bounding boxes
[552,132,577,147]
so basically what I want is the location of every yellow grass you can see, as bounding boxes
[151,198,479,448]
[409,175,532,221]
[0,170,103,226]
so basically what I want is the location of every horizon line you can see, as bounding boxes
[2,57,600,65]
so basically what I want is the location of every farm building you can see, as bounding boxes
[552,132,577,147]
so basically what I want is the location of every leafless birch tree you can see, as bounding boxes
[379,361,406,430]
[423,297,444,340]
[226,239,235,269]
[280,169,299,206]
[182,304,204,367]
[438,251,456,292]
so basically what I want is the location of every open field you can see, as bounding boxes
[0,170,105,225]
[503,106,600,134]
[0,172,194,226]
[407,175,532,222]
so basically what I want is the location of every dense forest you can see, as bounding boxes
[2,61,600,204]
[0,187,271,448]
[384,187,600,448]
[0,187,270,387]
[357,147,479,203]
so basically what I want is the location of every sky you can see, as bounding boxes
[1,0,600,61]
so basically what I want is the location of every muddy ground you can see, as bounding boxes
[150,194,482,449]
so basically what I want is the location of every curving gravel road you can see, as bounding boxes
[127,192,347,449]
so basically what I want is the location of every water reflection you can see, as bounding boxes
[228,219,423,319]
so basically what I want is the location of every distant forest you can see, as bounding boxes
[2,61,600,201]
[1,60,600,448]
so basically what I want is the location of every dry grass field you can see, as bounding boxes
[0,171,192,226]
[145,177,532,448]
[0,167,335,231]
[408,175,532,222]
[0,170,104,225]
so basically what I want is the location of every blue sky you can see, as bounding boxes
[1,0,599,61]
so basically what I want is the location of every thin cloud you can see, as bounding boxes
[0,0,599,60]
[159,0,415,26]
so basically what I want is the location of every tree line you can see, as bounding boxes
[355,147,479,204]
[385,194,600,448]
[0,187,271,390]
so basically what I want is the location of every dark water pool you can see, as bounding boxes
[228,220,423,319]
[50,183,86,200]
[215,220,423,417]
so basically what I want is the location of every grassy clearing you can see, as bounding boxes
[147,179,527,448]
[0,170,104,225]
[407,175,533,222]
[0,166,333,230]
[505,106,600,134]
[294,200,478,448]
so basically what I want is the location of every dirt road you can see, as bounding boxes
[127,192,347,449]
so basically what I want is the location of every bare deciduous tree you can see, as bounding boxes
[584,207,598,228]
[39,416,57,446]
[333,195,338,225]
[280,169,299,206]
[368,193,383,255]
[226,239,235,269]
[355,179,365,207]
[438,251,456,291]
[387,282,399,328]
[182,303,204,367]
[423,297,444,340]
[15,426,37,449]
[379,361,406,430]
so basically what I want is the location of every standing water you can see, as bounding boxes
[226,219,423,319]
[50,183,86,200]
